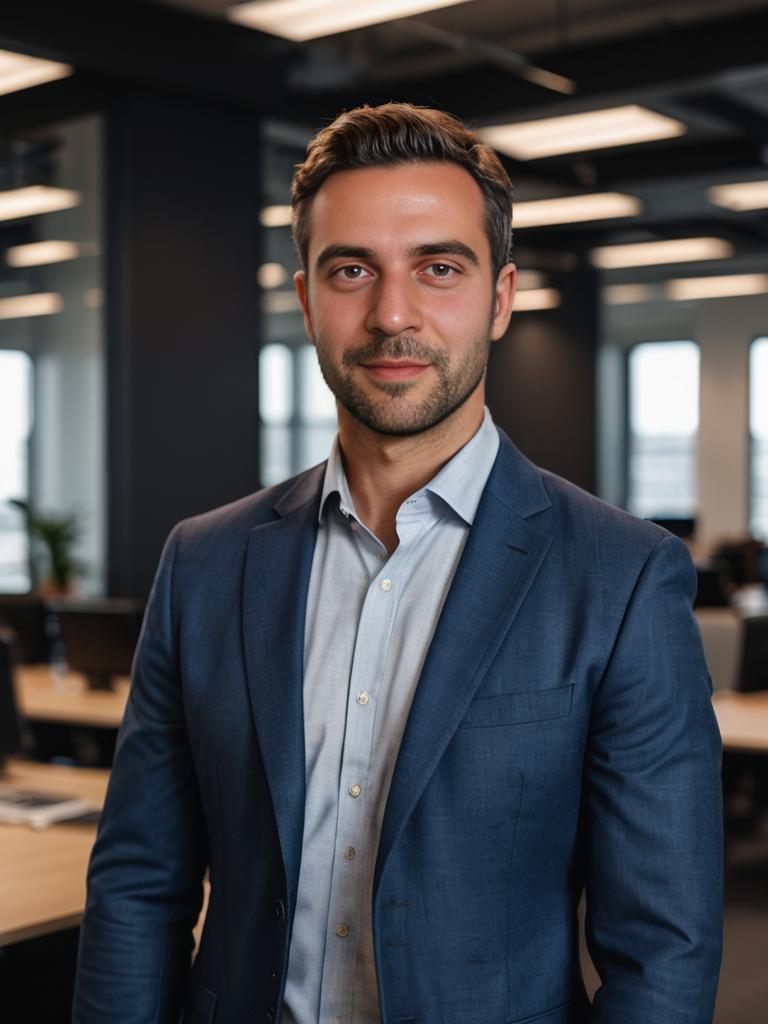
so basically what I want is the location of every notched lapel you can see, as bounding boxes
[241,470,322,904]
[376,451,552,890]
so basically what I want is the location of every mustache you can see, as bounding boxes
[342,335,448,369]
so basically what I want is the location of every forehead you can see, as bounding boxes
[307,162,488,260]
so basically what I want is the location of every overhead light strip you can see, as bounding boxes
[0,186,81,223]
[260,204,292,228]
[666,274,768,301]
[590,237,733,269]
[514,288,561,311]
[5,241,81,267]
[515,192,641,229]
[478,105,686,160]
[228,0,470,42]
[0,293,64,320]
[708,180,768,212]
[0,49,72,97]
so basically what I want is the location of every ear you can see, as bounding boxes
[294,269,315,343]
[490,263,517,342]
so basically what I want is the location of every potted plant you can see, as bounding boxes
[9,498,84,595]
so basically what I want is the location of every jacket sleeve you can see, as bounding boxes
[73,525,208,1023]
[583,534,723,1023]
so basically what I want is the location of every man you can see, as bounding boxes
[74,104,723,1024]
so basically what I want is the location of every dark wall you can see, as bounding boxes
[486,267,598,494]
[106,95,263,597]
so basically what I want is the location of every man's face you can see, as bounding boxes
[294,162,516,437]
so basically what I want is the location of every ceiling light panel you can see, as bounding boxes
[590,237,733,269]
[0,293,64,319]
[0,186,81,223]
[228,0,470,42]
[0,49,72,97]
[666,274,768,301]
[5,241,81,267]
[514,288,561,311]
[708,181,768,211]
[260,205,292,228]
[604,284,658,305]
[478,105,686,160]
[514,192,641,229]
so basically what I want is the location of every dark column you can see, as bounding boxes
[486,267,598,494]
[106,94,262,597]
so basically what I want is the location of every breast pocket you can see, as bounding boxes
[459,684,574,728]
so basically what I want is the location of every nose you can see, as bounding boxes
[364,272,423,337]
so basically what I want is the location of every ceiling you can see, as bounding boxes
[1,0,768,287]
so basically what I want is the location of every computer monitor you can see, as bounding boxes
[0,596,52,664]
[0,638,25,773]
[49,599,145,691]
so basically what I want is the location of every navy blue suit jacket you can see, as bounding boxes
[73,431,723,1024]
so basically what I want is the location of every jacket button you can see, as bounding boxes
[264,1013,274,1023]
[274,898,286,920]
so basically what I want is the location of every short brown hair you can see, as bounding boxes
[291,102,513,278]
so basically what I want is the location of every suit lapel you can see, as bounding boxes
[241,467,323,905]
[375,435,553,890]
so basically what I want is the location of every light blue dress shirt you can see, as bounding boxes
[282,409,500,1024]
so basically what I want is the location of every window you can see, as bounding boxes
[627,340,700,520]
[259,343,337,486]
[750,337,768,539]
[0,350,33,592]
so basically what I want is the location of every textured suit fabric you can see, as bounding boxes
[73,431,723,1024]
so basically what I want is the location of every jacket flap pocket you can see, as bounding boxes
[460,684,574,728]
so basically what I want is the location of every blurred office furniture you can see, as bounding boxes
[49,598,143,691]
[695,608,742,692]
[694,565,731,608]
[713,691,768,754]
[0,596,53,665]
[715,537,766,588]
[738,614,768,693]
[0,638,28,769]
[15,667,128,730]
[0,759,108,946]
[650,516,696,541]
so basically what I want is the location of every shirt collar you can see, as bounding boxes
[318,406,499,527]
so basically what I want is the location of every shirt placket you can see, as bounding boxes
[320,526,402,1024]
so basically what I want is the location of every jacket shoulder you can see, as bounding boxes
[172,462,325,549]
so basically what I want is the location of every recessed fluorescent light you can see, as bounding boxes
[590,237,733,269]
[514,192,641,229]
[0,186,81,223]
[0,293,64,319]
[228,0,470,42]
[260,205,292,228]
[516,270,546,290]
[604,284,658,305]
[514,287,561,311]
[478,105,686,160]
[258,262,290,288]
[666,274,768,301]
[708,180,768,212]
[262,290,302,314]
[5,240,81,267]
[0,49,72,97]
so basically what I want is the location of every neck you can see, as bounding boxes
[337,389,485,552]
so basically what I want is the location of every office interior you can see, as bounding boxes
[1,0,768,1019]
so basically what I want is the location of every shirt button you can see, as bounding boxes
[356,691,370,706]
[336,922,350,938]
[345,846,356,860]
[380,578,392,591]
[349,784,361,798]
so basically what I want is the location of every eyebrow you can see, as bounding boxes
[315,240,480,269]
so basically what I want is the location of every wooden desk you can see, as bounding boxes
[15,666,129,729]
[713,690,768,754]
[0,759,108,947]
